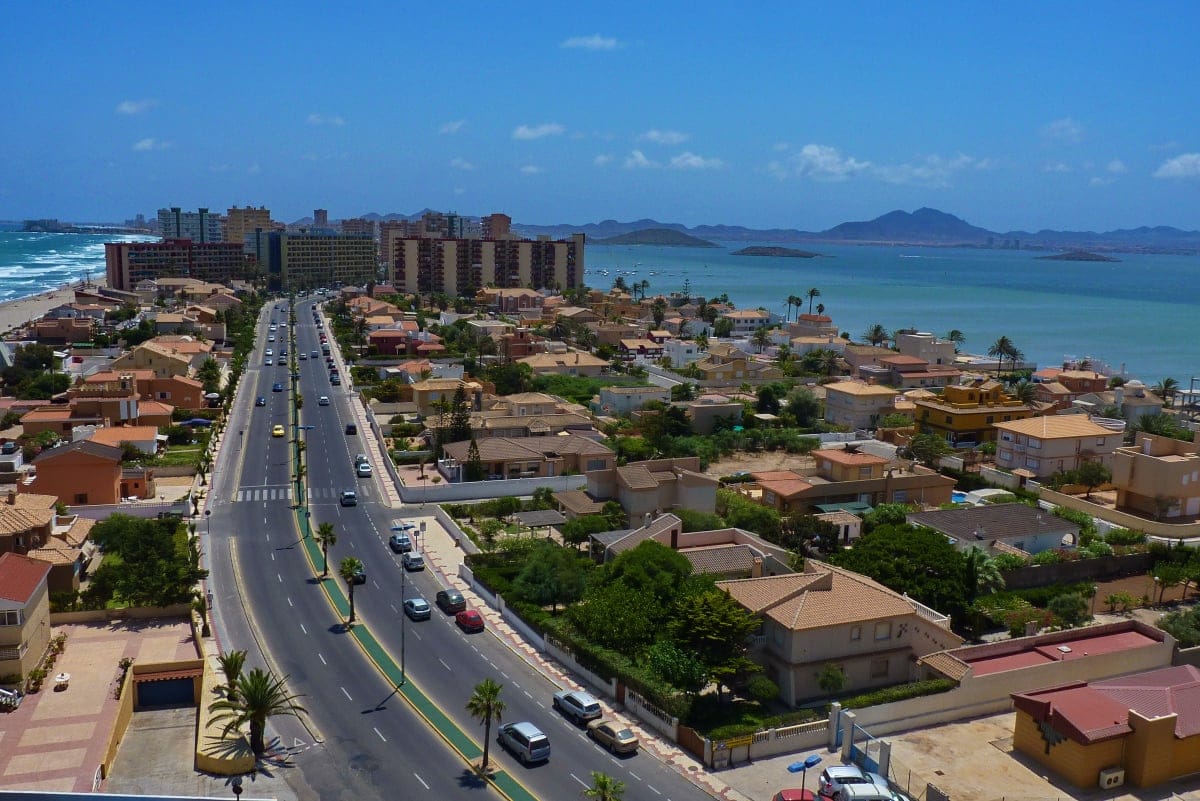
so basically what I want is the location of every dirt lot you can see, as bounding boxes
[706,451,815,478]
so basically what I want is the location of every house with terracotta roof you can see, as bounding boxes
[34,316,94,345]
[1070,379,1164,425]
[110,341,194,379]
[440,433,614,481]
[717,560,962,705]
[85,425,161,456]
[789,313,838,338]
[823,381,900,430]
[1011,664,1200,789]
[0,552,52,679]
[555,457,718,519]
[908,502,1080,555]
[24,439,155,506]
[77,370,206,411]
[858,354,961,389]
[691,348,782,385]
[517,351,609,377]
[993,415,1119,480]
[617,338,664,362]
[0,489,96,594]
[913,379,1043,447]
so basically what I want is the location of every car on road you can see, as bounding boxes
[586,719,639,755]
[280,347,287,356]
[344,423,356,435]
[403,597,431,620]
[268,335,275,342]
[356,462,372,478]
[310,350,319,359]
[271,425,285,437]
[339,490,358,507]
[265,348,273,356]
[455,609,484,633]
[553,689,603,724]
[299,353,307,360]
[276,357,286,365]
[272,383,284,392]
[436,589,466,614]
[351,567,366,585]
[496,721,550,765]
[401,551,425,571]
[255,396,266,407]
[388,533,412,553]
[318,396,330,406]
[330,374,341,385]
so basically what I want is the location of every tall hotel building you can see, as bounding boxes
[340,217,377,238]
[390,233,585,296]
[105,240,247,291]
[256,231,377,291]
[157,207,223,243]
[225,206,273,251]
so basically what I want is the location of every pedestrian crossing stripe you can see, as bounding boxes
[233,485,370,502]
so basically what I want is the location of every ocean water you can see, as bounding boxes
[0,229,151,300]
[586,243,1200,384]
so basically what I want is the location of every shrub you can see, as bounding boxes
[745,675,780,705]
[1004,606,1055,637]
[1031,550,1064,566]
[840,679,956,709]
[1079,540,1114,558]
[1048,592,1090,627]
[1104,528,1147,546]
[992,553,1030,571]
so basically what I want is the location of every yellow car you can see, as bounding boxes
[271,425,285,438]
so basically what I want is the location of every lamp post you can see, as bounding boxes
[205,509,211,538]
[399,563,407,686]
[231,776,243,799]
[787,753,822,794]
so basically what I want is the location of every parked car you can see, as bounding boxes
[331,374,342,385]
[552,690,603,724]
[771,792,816,801]
[402,597,431,620]
[350,567,366,585]
[497,721,550,765]
[401,551,425,571]
[586,719,639,755]
[255,396,266,407]
[819,766,871,800]
[455,609,484,633]
[339,490,358,507]
[436,589,466,614]
[388,533,412,553]
[299,353,307,361]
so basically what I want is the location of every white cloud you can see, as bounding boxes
[1043,162,1072,173]
[786,144,871,180]
[450,157,475,171]
[874,152,983,187]
[594,154,614,166]
[1106,159,1127,174]
[439,120,465,135]
[560,34,619,50]
[669,151,723,170]
[307,113,346,126]
[513,123,565,140]
[1154,153,1200,179]
[132,138,170,152]
[116,99,154,115]
[1090,176,1115,187]
[624,150,660,169]
[639,129,690,146]
[520,165,543,174]
[1042,117,1083,143]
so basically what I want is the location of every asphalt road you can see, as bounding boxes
[208,298,712,801]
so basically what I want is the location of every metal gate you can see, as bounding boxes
[850,722,881,774]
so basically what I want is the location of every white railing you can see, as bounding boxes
[904,593,952,628]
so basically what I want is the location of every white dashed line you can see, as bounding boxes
[570,773,588,789]
[629,771,642,781]
[277,573,282,583]
[414,773,429,790]
[299,624,307,635]
[341,686,352,700]
[287,597,293,607]
[318,653,326,665]
[524,690,533,699]
[374,727,386,742]
[648,786,661,796]
[500,671,509,679]
[438,658,452,671]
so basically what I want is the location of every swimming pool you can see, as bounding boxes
[952,491,968,503]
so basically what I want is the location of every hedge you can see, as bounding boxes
[841,678,957,709]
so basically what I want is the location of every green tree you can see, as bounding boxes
[197,357,222,395]
[862,323,889,347]
[463,437,486,482]
[315,522,337,578]
[514,542,587,613]
[601,541,693,606]
[712,317,733,338]
[88,515,207,607]
[817,663,846,695]
[783,387,821,427]
[560,514,618,549]
[756,382,783,414]
[466,678,506,771]
[217,649,247,703]
[1158,606,1200,647]
[1010,379,1037,404]
[1153,377,1179,408]
[651,298,667,330]
[1076,460,1112,499]
[669,589,761,704]
[644,640,707,695]
[584,771,626,801]
[907,432,953,466]
[670,382,697,402]
[988,335,1016,376]
[962,546,1005,605]
[751,326,772,353]
[1048,592,1089,627]
[339,557,364,625]
[805,287,821,315]
[717,489,782,541]
[208,667,307,756]
[945,329,966,351]
[675,508,726,533]
[565,581,660,651]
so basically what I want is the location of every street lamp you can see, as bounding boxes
[231,776,243,799]
[787,753,822,794]
[205,509,211,538]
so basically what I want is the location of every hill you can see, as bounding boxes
[732,246,821,258]
[817,207,993,244]
[592,228,719,247]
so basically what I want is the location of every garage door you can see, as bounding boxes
[136,678,195,709]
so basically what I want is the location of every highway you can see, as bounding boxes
[206,297,713,801]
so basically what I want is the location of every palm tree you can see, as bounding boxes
[584,771,627,800]
[806,287,821,315]
[208,667,307,756]
[988,336,1014,376]
[945,329,966,352]
[787,294,803,322]
[217,649,246,702]
[751,326,772,353]
[315,523,337,578]
[815,302,825,316]
[817,349,841,377]
[466,677,506,771]
[862,323,889,347]
[962,547,1005,605]
[1153,377,1179,408]
[339,556,364,626]
[1011,379,1037,404]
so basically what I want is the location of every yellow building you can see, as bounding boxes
[224,206,272,248]
[1012,665,1200,789]
[1111,432,1200,518]
[913,380,1041,447]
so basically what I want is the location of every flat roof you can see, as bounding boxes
[964,628,1161,677]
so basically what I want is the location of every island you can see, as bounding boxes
[592,228,720,247]
[732,246,822,258]
[1035,250,1121,263]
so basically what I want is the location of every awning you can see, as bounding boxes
[133,668,202,683]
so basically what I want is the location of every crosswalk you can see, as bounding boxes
[232,485,373,503]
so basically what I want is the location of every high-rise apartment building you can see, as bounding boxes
[105,240,247,291]
[481,213,512,240]
[313,209,329,228]
[262,232,377,291]
[391,233,584,296]
[340,217,376,239]
[157,207,223,243]
[225,206,273,250]
[379,220,422,269]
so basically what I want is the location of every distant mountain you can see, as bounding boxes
[817,207,993,244]
[592,228,719,247]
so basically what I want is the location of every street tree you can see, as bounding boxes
[208,668,307,756]
[217,649,247,703]
[669,589,761,704]
[466,678,506,771]
[584,771,627,801]
[315,523,337,578]
[339,557,364,626]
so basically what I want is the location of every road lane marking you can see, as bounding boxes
[570,773,588,789]
[341,686,352,700]
[410,629,421,641]
[438,658,452,671]
[287,597,293,607]
[277,573,282,583]
[373,727,386,742]
[318,653,326,665]
[648,786,661,796]
[537,701,546,709]
[524,690,532,699]
[501,671,509,679]
[271,552,275,561]
[414,773,429,790]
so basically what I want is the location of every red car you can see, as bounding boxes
[772,792,816,801]
[455,609,485,633]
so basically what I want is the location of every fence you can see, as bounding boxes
[398,472,587,503]
[51,605,190,625]
[624,688,679,742]
[979,466,1021,489]
[432,504,480,555]
[999,552,1154,590]
[543,635,618,699]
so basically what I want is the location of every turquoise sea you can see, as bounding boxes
[0,228,150,299]
[586,243,1200,385]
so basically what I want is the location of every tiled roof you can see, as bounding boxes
[681,544,756,576]
[916,651,972,682]
[815,449,888,466]
[33,439,123,464]
[757,478,814,498]
[443,433,612,463]
[616,464,661,490]
[0,552,52,603]
[26,544,78,566]
[87,426,160,446]
[553,490,606,515]
[994,415,1115,438]
[1038,381,1071,395]
[137,400,175,417]
[908,503,1077,541]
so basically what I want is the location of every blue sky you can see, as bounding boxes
[3,2,1199,232]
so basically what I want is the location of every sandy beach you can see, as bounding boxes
[0,278,109,337]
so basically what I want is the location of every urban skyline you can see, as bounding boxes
[3,2,1199,232]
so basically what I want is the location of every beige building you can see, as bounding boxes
[390,234,585,295]
[993,415,1119,479]
[895,331,957,365]
[257,231,378,291]
[440,434,614,480]
[517,351,608,377]
[0,552,52,681]
[823,381,899,429]
[718,561,962,705]
[224,206,273,249]
[556,457,718,519]
[1111,432,1200,519]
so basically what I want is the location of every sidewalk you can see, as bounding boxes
[411,510,756,801]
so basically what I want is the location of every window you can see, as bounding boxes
[74,494,88,504]
[0,645,20,660]
[870,658,889,679]
[874,622,892,641]
[1096,438,1105,446]
[585,459,607,472]
[945,415,953,424]
[858,466,872,478]
[986,416,994,424]
[0,610,21,626]
[850,625,862,641]
[1028,438,1041,449]
[158,391,171,400]
[893,489,908,503]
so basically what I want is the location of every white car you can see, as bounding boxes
[318,396,330,406]
[356,462,372,478]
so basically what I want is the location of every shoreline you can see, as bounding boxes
[0,278,109,338]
